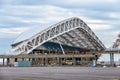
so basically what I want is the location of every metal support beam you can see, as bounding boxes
[57,37,65,55]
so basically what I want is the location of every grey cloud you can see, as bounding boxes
[0,0,120,12]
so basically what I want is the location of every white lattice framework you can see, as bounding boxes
[11,17,105,55]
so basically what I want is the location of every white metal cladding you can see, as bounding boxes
[11,17,105,55]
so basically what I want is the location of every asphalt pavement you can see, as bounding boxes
[0,67,120,80]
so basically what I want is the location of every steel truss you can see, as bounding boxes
[11,17,105,55]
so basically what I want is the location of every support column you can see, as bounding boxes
[22,58,24,61]
[3,58,5,66]
[81,57,83,65]
[15,58,18,62]
[38,58,40,66]
[7,58,10,66]
[57,57,60,66]
[60,58,62,66]
[55,57,58,66]
[45,57,48,66]
[29,58,31,61]
[72,57,76,65]
[110,53,114,66]
[41,58,43,66]
[42,58,44,66]
[32,58,35,66]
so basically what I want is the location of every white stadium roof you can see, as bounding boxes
[11,17,105,55]
[13,23,55,44]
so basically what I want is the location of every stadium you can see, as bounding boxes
[6,17,105,66]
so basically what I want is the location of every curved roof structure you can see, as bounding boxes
[13,23,54,44]
[11,17,105,55]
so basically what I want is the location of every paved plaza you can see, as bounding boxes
[0,67,120,80]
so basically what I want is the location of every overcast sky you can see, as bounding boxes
[0,0,120,56]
